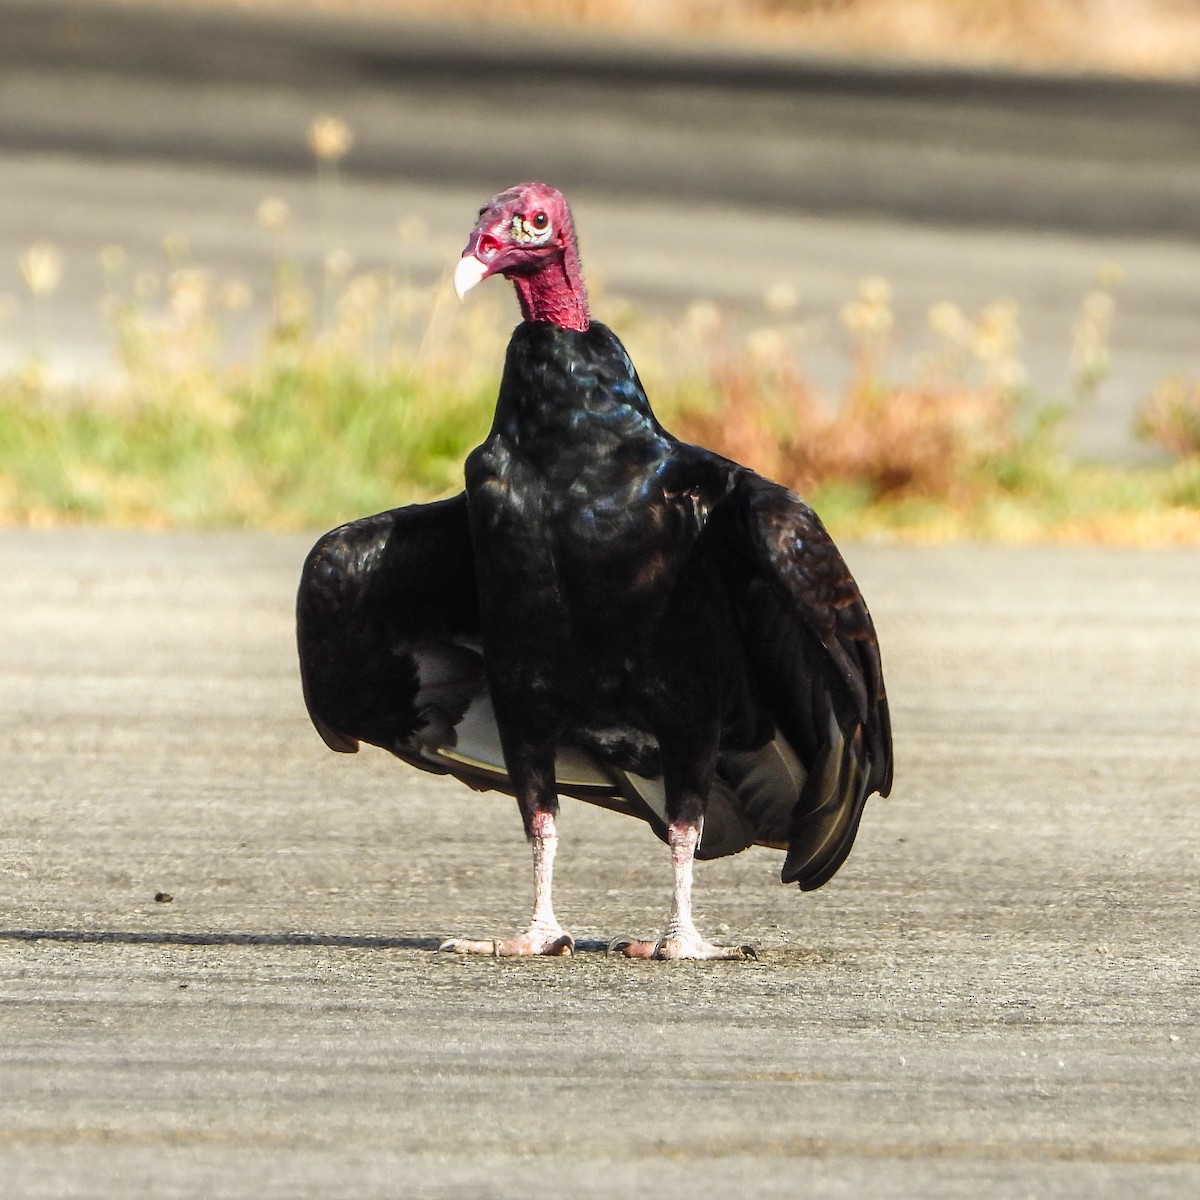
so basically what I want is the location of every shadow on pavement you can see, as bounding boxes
[0,928,443,951]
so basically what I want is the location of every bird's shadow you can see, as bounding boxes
[0,928,616,954]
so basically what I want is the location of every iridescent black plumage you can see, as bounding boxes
[298,181,891,958]
[297,318,892,892]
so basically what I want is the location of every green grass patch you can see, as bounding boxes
[0,360,498,529]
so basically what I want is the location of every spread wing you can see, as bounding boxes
[295,475,892,889]
[703,471,893,888]
[296,494,482,758]
[296,494,639,809]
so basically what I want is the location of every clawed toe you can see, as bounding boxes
[608,935,656,958]
[439,937,493,955]
[440,931,574,957]
[503,932,573,957]
[609,934,756,961]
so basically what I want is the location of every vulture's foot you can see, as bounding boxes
[610,934,756,961]
[440,925,574,957]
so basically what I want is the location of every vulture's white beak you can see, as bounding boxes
[453,254,489,300]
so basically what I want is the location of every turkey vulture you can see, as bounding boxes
[297,182,892,959]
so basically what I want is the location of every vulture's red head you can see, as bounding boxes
[454,182,589,332]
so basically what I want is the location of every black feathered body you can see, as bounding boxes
[467,324,748,780]
[298,320,892,889]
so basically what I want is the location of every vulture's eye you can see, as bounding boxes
[511,211,553,245]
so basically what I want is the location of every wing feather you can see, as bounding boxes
[704,472,893,887]
[296,494,481,756]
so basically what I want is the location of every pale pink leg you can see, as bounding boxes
[441,811,574,956]
[618,820,754,961]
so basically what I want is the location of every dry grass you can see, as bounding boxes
[1135,376,1200,512]
[665,280,1040,503]
[1138,375,1200,460]
[681,372,1015,501]
[136,0,1200,77]
[650,273,1200,544]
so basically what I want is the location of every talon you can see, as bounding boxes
[631,933,757,961]
[494,933,574,957]
[614,938,660,959]
[439,937,498,955]
[442,929,574,957]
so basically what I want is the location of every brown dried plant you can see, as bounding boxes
[1137,376,1200,460]
[671,281,1027,505]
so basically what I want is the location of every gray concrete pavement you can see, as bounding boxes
[1,0,1199,460]
[1,530,1198,1196]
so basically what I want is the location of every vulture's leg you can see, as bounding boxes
[617,820,752,960]
[617,736,754,962]
[441,743,574,957]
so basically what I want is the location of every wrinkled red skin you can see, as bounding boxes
[460,182,590,332]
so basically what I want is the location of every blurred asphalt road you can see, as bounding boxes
[0,0,1198,458]
[1,530,1198,1197]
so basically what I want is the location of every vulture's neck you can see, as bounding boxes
[511,240,590,333]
